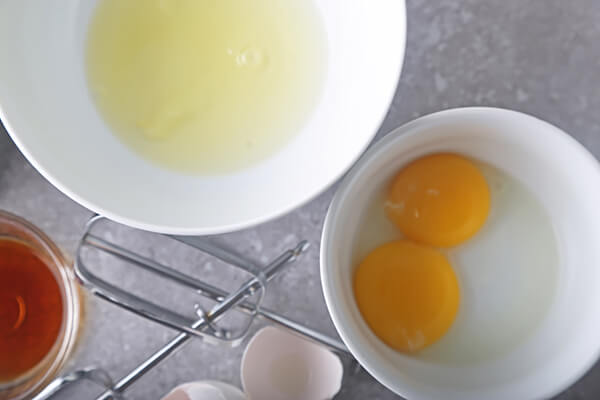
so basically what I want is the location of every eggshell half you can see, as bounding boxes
[161,381,246,400]
[241,326,343,400]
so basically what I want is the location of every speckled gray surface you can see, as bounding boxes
[2,0,600,399]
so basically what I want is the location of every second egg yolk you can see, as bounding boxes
[354,240,460,353]
[385,153,490,247]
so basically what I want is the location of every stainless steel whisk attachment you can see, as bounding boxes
[35,215,351,399]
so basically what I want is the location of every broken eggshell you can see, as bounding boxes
[241,326,343,400]
[161,380,246,400]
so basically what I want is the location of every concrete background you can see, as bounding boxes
[2,0,600,398]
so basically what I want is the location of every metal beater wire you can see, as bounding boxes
[93,241,308,400]
[37,215,352,400]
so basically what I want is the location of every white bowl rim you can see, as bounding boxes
[0,2,407,236]
[320,106,600,399]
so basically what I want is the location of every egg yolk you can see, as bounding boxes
[354,240,459,353]
[385,153,490,247]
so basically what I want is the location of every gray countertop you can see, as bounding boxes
[2,1,600,399]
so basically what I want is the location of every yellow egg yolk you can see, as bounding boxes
[354,240,460,353]
[385,153,490,247]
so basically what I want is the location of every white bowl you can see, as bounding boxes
[0,1,405,235]
[321,107,600,400]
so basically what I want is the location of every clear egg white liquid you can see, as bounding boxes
[86,0,327,174]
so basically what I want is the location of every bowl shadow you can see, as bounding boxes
[0,119,20,180]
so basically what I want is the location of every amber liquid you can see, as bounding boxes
[0,239,63,382]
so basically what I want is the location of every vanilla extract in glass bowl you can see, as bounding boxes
[0,211,81,400]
